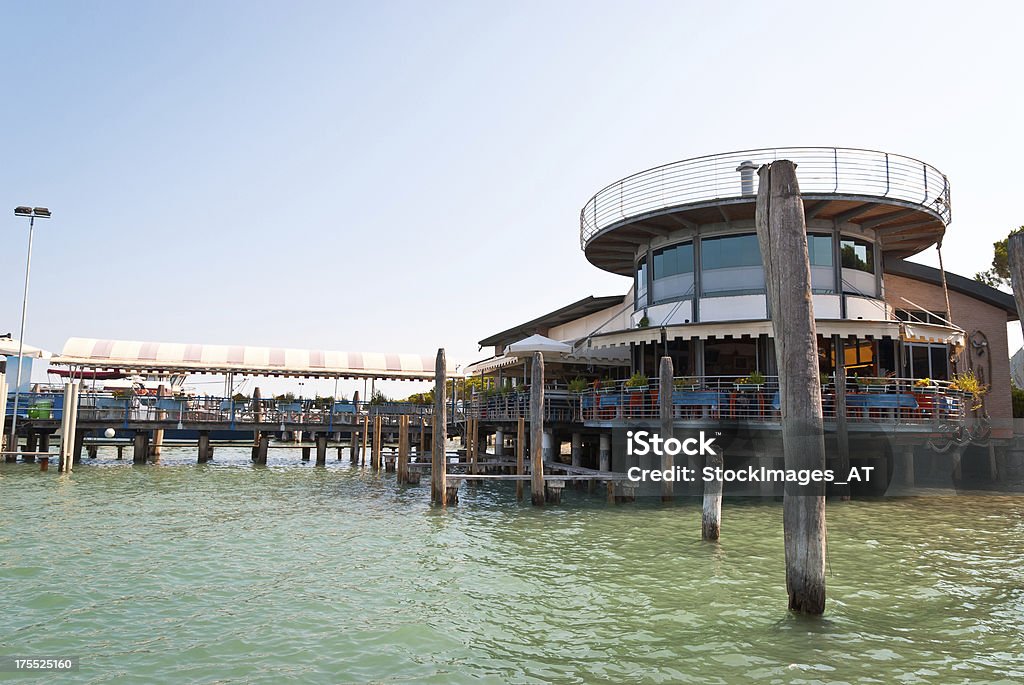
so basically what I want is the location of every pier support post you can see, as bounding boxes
[702,447,723,540]
[361,415,369,466]
[116,445,124,460]
[198,431,211,463]
[530,352,545,506]
[397,415,410,483]
[253,434,269,466]
[59,382,80,472]
[444,477,460,505]
[659,356,674,502]
[756,159,827,615]
[832,335,850,500]
[133,432,150,464]
[316,433,327,467]
[350,428,359,463]
[542,429,554,463]
[419,416,426,458]
[516,417,526,501]
[469,418,478,475]
[151,384,166,460]
[302,446,311,461]
[545,479,565,504]
[599,433,610,472]
[495,428,504,459]
[72,428,85,465]
[372,415,382,471]
[571,433,582,468]
[38,432,50,457]
[23,430,37,462]
[431,349,448,506]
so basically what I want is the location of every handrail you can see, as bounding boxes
[580,147,951,249]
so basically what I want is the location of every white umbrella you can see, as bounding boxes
[506,334,572,358]
[0,337,51,359]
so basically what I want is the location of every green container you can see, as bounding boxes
[28,399,53,419]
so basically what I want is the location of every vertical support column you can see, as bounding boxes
[659,356,674,502]
[571,433,582,468]
[38,432,50,456]
[419,415,426,458]
[72,427,85,465]
[469,418,478,475]
[198,431,211,463]
[397,415,410,484]
[372,415,382,471]
[59,382,78,472]
[23,430,38,462]
[350,427,359,463]
[902,444,915,487]
[302,446,311,461]
[832,334,850,500]
[431,349,448,506]
[495,428,504,459]
[361,415,369,466]
[316,433,327,466]
[0,373,7,457]
[516,417,526,501]
[599,433,611,472]
[702,446,723,540]
[530,352,545,506]
[756,159,827,615]
[151,384,166,460]
[133,432,149,464]
[253,434,269,465]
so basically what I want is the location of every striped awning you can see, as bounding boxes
[49,338,459,380]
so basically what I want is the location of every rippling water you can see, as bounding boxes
[2,446,1023,684]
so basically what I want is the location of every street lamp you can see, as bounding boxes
[6,206,51,458]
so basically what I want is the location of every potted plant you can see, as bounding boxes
[567,377,588,393]
[913,377,936,390]
[600,377,617,393]
[734,370,765,391]
[625,372,649,391]
[856,377,888,393]
[636,315,650,328]
[674,376,699,391]
[950,370,986,410]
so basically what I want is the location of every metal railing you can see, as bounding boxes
[580,147,951,249]
[462,376,969,427]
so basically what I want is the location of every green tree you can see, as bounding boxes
[975,226,1024,287]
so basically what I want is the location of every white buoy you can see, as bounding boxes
[104,428,115,438]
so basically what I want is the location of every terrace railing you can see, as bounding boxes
[580,147,951,249]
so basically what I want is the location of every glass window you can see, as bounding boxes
[808,234,834,294]
[652,242,694,303]
[700,234,764,296]
[840,238,874,274]
[635,257,648,308]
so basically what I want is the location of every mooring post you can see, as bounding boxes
[58,382,73,472]
[350,428,359,463]
[116,445,124,460]
[38,432,50,458]
[419,415,426,457]
[431,349,448,506]
[469,417,478,475]
[397,414,410,483]
[150,384,166,461]
[702,446,723,540]
[316,433,327,467]
[495,428,504,459]
[23,430,37,462]
[254,434,269,466]
[659,356,674,502]
[530,352,545,506]
[72,427,85,465]
[545,479,565,504]
[571,433,582,468]
[133,432,149,464]
[599,433,610,472]
[516,416,526,501]
[372,415,382,471]
[251,386,263,463]
[301,445,311,461]
[198,431,211,463]
[832,334,851,500]
[361,415,369,466]
[756,159,827,615]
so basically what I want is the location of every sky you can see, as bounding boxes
[2,0,1023,399]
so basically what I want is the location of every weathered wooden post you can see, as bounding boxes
[150,384,166,460]
[397,414,410,483]
[571,433,582,468]
[516,416,526,501]
[1008,234,1024,339]
[198,431,212,463]
[832,334,850,500]
[659,356,674,502]
[431,349,448,506]
[0,373,7,457]
[756,160,827,615]
[372,415,382,471]
[133,432,149,464]
[361,414,369,466]
[469,417,478,475]
[530,352,545,506]
[58,382,75,472]
[599,433,610,472]
[301,445,311,461]
[315,433,327,466]
[702,446,723,540]
[253,434,269,465]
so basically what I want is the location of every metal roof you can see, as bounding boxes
[883,258,1019,319]
[478,295,624,348]
[49,338,458,380]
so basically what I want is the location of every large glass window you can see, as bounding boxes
[902,343,950,380]
[651,242,694,303]
[808,234,834,294]
[635,257,648,308]
[840,237,877,296]
[700,234,764,296]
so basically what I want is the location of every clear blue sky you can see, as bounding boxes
[3,0,1022,398]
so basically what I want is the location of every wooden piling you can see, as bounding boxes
[361,415,369,466]
[253,434,269,465]
[397,415,410,483]
[545,480,565,504]
[702,447,723,540]
[302,446,311,461]
[516,417,526,501]
[198,431,211,463]
[372,415,382,471]
[571,433,582,468]
[38,432,50,458]
[419,415,426,457]
[133,432,149,464]
[530,352,545,506]
[659,356,674,502]
[599,433,610,472]
[23,429,37,462]
[350,428,359,463]
[315,433,327,467]
[72,428,85,465]
[431,349,448,506]
[494,428,504,458]
[832,334,851,500]
[116,445,124,460]
[755,159,827,615]
[469,418,478,475]
[150,384,166,460]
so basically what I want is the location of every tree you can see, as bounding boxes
[975,226,1024,287]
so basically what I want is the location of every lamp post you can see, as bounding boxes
[6,206,50,459]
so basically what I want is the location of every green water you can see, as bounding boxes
[1,447,1023,684]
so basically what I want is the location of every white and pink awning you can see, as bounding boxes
[50,337,459,380]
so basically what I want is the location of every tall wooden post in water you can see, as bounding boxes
[755,160,827,615]
[530,352,545,506]
[397,414,410,483]
[431,349,448,506]
[832,335,850,500]
[658,356,674,502]
[516,417,526,501]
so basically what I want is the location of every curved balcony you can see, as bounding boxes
[580,147,951,275]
